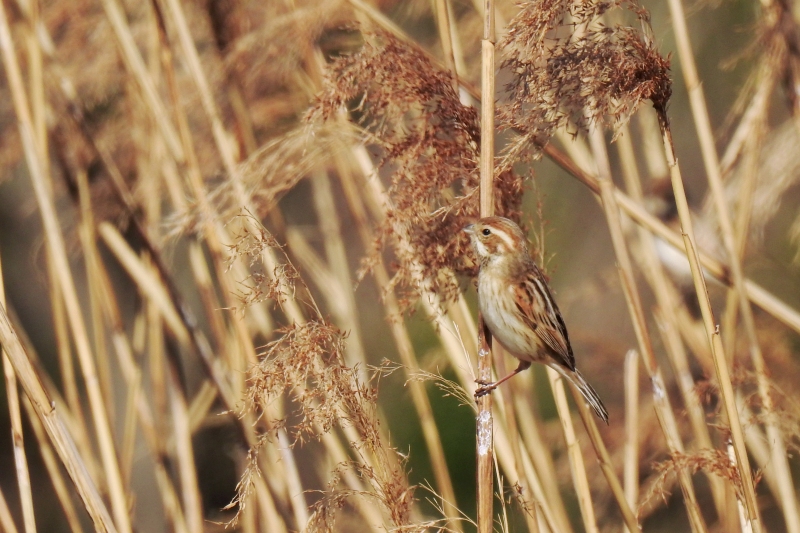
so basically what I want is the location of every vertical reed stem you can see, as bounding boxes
[477,1,496,532]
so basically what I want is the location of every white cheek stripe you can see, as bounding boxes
[475,240,489,257]
[492,228,516,251]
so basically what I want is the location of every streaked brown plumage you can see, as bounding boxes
[465,216,609,423]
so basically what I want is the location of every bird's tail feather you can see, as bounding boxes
[553,366,609,424]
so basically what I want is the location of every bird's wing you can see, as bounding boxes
[512,274,576,370]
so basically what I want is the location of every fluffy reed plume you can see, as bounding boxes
[640,448,750,509]
[308,29,524,303]
[226,214,413,530]
[499,0,670,164]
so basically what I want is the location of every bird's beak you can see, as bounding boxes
[463,224,475,235]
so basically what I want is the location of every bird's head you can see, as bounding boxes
[464,216,529,268]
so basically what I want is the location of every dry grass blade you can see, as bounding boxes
[0,2,130,528]
[656,107,760,531]
[547,368,598,533]
[0,255,36,533]
[0,304,116,532]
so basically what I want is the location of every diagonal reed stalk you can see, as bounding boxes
[665,0,796,529]
[616,123,730,521]
[0,3,131,530]
[654,103,761,532]
[0,254,36,533]
[588,125,706,532]
[548,368,598,533]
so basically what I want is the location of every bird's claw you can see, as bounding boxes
[474,380,496,398]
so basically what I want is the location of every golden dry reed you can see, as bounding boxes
[0,1,799,532]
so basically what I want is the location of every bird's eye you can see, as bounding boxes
[481,228,491,236]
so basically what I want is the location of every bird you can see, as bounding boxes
[464,216,609,423]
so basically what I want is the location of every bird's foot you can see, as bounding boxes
[474,380,498,398]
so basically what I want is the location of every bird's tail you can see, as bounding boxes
[554,366,609,424]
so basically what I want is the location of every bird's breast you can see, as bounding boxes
[477,271,543,361]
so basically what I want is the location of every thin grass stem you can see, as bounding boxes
[0,252,36,533]
[547,368,598,533]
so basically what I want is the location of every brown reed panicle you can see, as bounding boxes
[223,212,300,309]
[640,448,749,512]
[499,0,671,165]
[226,214,413,529]
[307,28,524,305]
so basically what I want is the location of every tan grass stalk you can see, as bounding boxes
[159,0,238,178]
[75,166,117,425]
[718,72,776,178]
[433,0,459,91]
[98,220,311,527]
[588,126,708,532]
[335,152,466,530]
[543,144,800,335]
[121,353,193,531]
[168,376,205,533]
[98,223,191,344]
[512,388,574,533]
[309,170,369,375]
[20,400,82,531]
[284,225,454,527]
[547,368,598,533]
[617,125,729,520]
[0,254,36,533]
[623,349,639,533]
[727,441,753,533]
[720,65,799,533]
[82,192,197,530]
[314,430,386,528]
[150,8,271,386]
[17,0,46,154]
[637,109,670,180]
[0,303,116,532]
[14,0,95,477]
[0,341,33,530]
[151,0,259,329]
[0,6,131,530]
[663,0,793,528]
[99,0,184,162]
[20,393,84,531]
[655,106,760,532]
[251,476,288,533]
[477,1,496,531]
[493,351,539,533]
[740,404,794,518]
[144,300,167,444]
[50,274,86,448]
[734,114,800,533]
[569,386,640,532]
[0,489,18,533]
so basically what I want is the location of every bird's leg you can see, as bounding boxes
[475,361,532,397]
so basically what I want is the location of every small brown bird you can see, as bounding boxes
[465,216,609,423]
